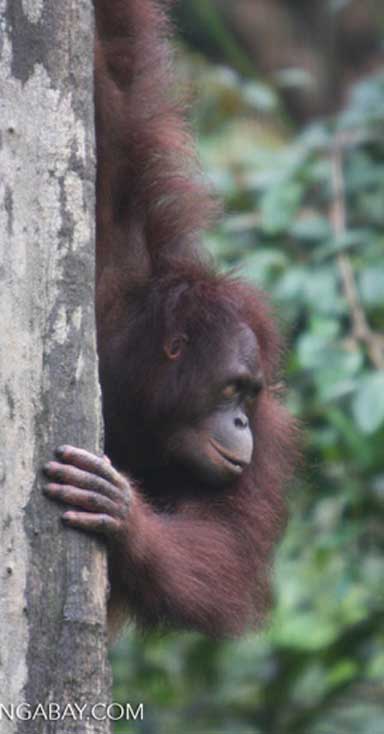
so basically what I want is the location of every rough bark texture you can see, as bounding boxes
[0,1,111,732]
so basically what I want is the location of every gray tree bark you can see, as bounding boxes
[0,1,111,732]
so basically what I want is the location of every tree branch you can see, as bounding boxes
[329,142,384,370]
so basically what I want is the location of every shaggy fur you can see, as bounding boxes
[94,0,297,637]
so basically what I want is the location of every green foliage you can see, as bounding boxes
[111,62,384,734]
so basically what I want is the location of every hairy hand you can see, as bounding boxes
[43,446,131,539]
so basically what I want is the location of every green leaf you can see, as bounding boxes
[239,249,288,285]
[315,229,373,261]
[297,335,362,373]
[352,372,384,434]
[290,216,331,242]
[271,612,337,651]
[242,81,278,112]
[276,266,309,302]
[260,182,303,234]
[359,267,384,306]
[275,67,314,90]
[338,72,384,128]
[327,660,358,687]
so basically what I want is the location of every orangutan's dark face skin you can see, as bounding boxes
[167,326,263,485]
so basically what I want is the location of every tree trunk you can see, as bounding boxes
[0,1,111,732]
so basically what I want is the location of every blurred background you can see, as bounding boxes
[111,2,384,732]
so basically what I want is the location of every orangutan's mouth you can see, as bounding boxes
[209,439,247,473]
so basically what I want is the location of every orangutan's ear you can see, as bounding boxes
[163,334,189,361]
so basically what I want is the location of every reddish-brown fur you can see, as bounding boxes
[93,0,297,637]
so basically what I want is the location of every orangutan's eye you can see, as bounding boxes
[222,383,240,401]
